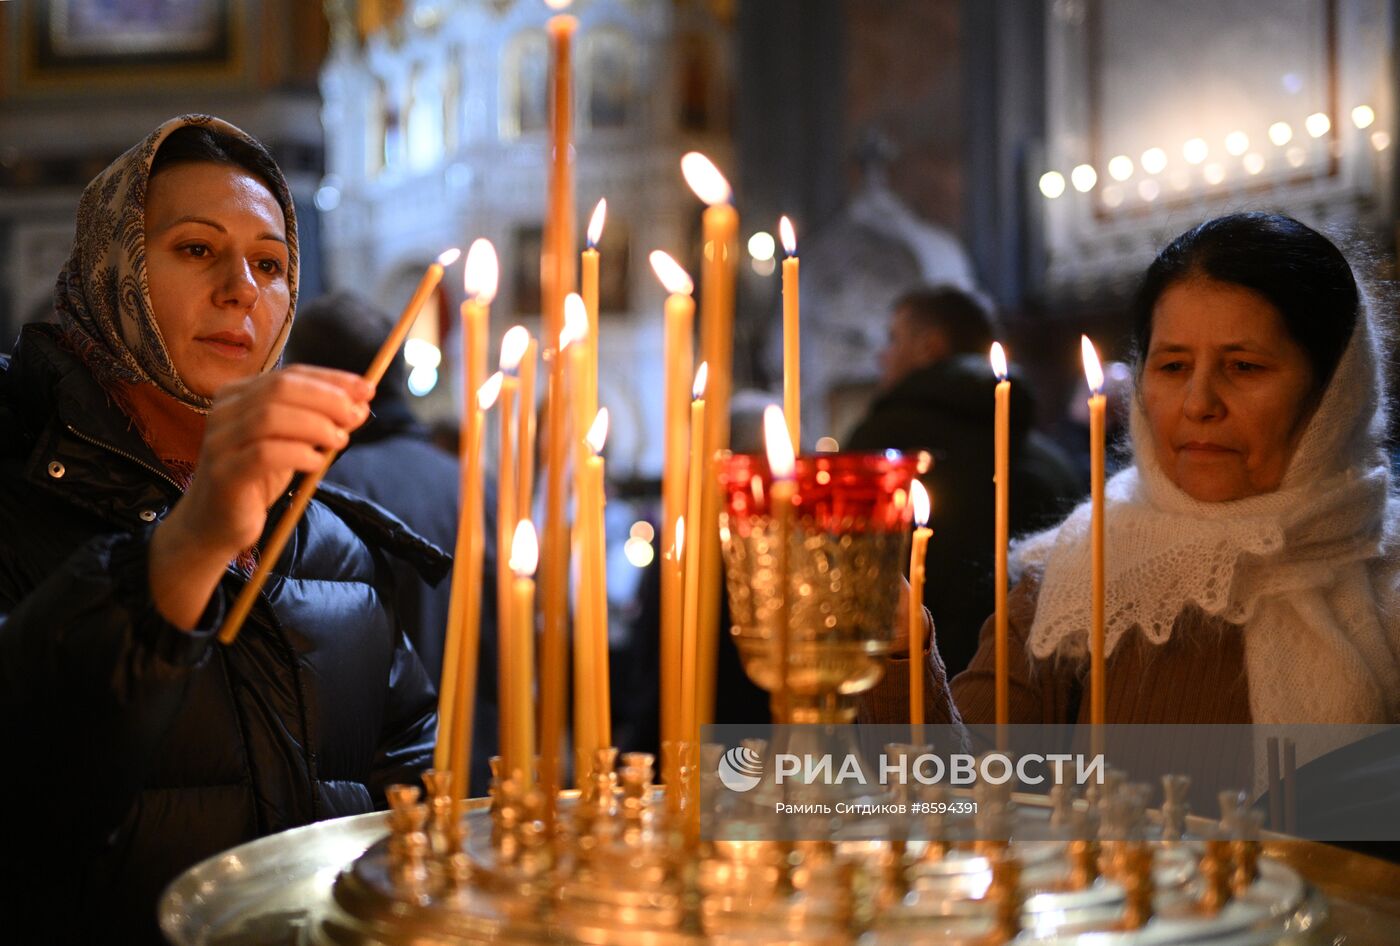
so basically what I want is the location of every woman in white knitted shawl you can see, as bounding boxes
[868,211,1400,729]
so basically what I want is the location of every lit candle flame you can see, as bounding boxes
[544,0,572,9]
[692,362,709,400]
[764,404,796,480]
[463,239,499,303]
[501,326,530,373]
[1081,335,1104,394]
[477,371,504,410]
[437,247,462,267]
[585,407,610,455]
[681,152,733,206]
[779,216,797,257]
[675,516,685,559]
[649,250,694,296]
[509,520,539,577]
[587,198,607,248]
[560,293,588,350]
[990,341,1008,381]
[911,479,931,528]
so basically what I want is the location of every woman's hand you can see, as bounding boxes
[149,366,372,629]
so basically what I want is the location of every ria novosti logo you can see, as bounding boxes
[717,745,764,792]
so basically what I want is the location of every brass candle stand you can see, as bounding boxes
[165,757,1371,945]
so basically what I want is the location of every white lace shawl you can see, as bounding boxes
[1013,306,1400,725]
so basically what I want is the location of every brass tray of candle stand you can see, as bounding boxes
[159,790,1400,946]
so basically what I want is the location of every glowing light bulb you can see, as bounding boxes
[1182,138,1208,165]
[747,231,775,261]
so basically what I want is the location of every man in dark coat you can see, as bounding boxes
[285,291,499,796]
[846,287,1082,677]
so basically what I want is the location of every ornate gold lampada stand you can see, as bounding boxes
[717,450,923,724]
[161,451,1400,945]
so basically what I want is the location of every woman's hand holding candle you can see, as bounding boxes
[150,366,372,630]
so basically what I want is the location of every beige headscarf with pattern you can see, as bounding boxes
[53,114,299,412]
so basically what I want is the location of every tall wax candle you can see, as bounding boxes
[681,153,738,728]
[543,1,577,343]
[650,251,695,753]
[496,327,529,777]
[431,252,480,779]
[666,517,686,811]
[539,0,577,829]
[780,216,801,451]
[446,241,497,799]
[990,342,1010,734]
[680,363,708,745]
[908,480,933,730]
[583,409,612,750]
[507,520,539,789]
[582,199,605,431]
[560,298,595,783]
[763,405,796,724]
[446,371,500,797]
[1081,336,1107,734]
[517,337,537,525]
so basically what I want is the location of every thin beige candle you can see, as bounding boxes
[444,372,500,795]
[583,408,612,748]
[496,327,529,779]
[763,405,796,724]
[218,247,460,646]
[433,251,492,780]
[908,480,932,731]
[680,363,708,745]
[1082,336,1107,741]
[665,517,686,812]
[990,342,1011,738]
[516,337,537,525]
[779,216,800,450]
[561,297,596,782]
[650,250,695,755]
[432,296,481,779]
[539,0,577,832]
[582,199,605,431]
[507,519,539,789]
[543,1,577,344]
[682,153,738,729]
[446,240,497,799]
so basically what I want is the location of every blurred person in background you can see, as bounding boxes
[846,286,1080,676]
[285,290,499,796]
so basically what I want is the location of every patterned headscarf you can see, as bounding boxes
[53,114,299,412]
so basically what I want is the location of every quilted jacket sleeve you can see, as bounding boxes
[0,526,224,842]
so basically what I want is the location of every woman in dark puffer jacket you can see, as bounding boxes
[0,115,444,944]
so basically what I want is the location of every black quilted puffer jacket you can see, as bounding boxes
[0,324,446,945]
